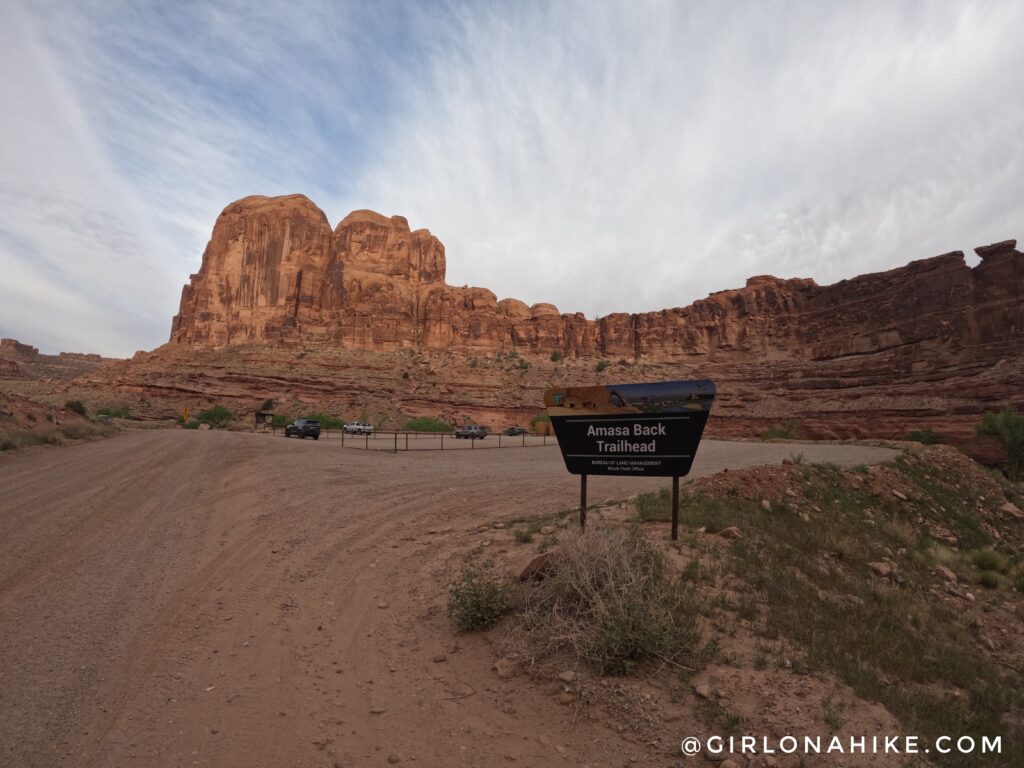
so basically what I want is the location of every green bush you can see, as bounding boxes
[447,565,514,631]
[271,413,291,428]
[596,360,610,372]
[906,429,940,445]
[550,351,564,362]
[405,416,453,432]
[259,399,275,412]
[97,405,131,419]
[302,412,344,429]
[978,572,1001,589]
[529,413,550,430]
[761,419,800,440]
[182,420,201,430]
[976,408,1024,480]
[970,548,1010,573]
[65,400,86,416]
[196,405,233,429]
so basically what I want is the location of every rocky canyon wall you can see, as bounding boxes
[170,196,1024,372]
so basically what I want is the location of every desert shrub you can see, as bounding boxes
[906,428,940,445]
[761,419,800,440]
[970,548,1010,573]
[978,572,1001,589]
[529,413,550,429]
[196,405,233,429]
[182,420,201,430]
[516,358,530,370]
[271,413,291,428]
[447,565,514,631]
[509,526,700,675]
[97,405,131,419]
[259,398,275,411]
[302,412,344,429]
[58,423,95,440]
[595,360,610,372]
[65,400,87,416]
[402,371,410,379]
[405,416,453,432]
[976,408,1024,480]
[550,351,564,362]
[1013,564,1024,592]
[514,528,534,544]
[635,487,672,522]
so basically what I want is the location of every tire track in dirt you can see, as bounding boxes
[0,430,898,767]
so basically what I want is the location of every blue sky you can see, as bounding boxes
[2,1,1022,356]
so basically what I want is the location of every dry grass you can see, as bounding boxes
[0,422,116,451]
[506,525,702,675]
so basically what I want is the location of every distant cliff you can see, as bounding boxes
[171,196,1023,373]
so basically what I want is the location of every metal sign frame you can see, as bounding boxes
[545,379,716,540]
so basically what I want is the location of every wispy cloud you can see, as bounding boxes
[344,1,1024,316]
[2,1,1022,355]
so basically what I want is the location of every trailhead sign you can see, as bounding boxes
[544,380,716,477]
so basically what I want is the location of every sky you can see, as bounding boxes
[1,1,1022,357]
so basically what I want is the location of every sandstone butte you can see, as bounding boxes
[80,194,1023,465]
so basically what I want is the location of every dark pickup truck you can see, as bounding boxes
[284,419,321,439]
[503,425,528,436]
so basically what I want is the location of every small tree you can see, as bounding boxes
[977,408,1024,480]
[550,351,564,362]
[65,400,86,416]
[197,405,233,429]
[259,398,275,411]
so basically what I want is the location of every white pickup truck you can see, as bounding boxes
[343,421,374,435]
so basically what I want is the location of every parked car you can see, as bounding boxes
[284,418,321,439]
[504,425,528,436]
[455,424,489,439]
[343,421,374,435]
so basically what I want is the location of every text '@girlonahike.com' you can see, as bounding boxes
[679,734,1003,759]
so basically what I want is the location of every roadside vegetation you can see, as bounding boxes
[507,526,702,675]
[529,413,550,432]
[449,445,1023,767]
[97,405,132,419]
[907,427,941,444]
[64,399,87,416]
[977,407,1024,480]
[404,416,453,432]
[1,421,116,451]
[300,412,344,429]
[760,419,801,439]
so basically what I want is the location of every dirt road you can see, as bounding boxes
[0,431,896,767]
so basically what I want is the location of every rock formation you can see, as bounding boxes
[0,339,112,381]
[70,194,1024,468]
[171,197,1024,372]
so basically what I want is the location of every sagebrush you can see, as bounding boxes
[507,526,700,675]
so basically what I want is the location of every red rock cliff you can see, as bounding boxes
[171,197,1024,374]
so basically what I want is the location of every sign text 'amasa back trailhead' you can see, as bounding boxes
[544,380,716,477]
